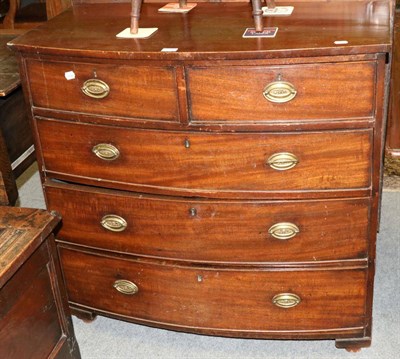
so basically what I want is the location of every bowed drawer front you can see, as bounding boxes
[26,60,180,122]
[60,247,367,335]
[187,61,375,123]
[46,183,370,263]
[36,119,372,195]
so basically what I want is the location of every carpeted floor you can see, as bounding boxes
[16,163,400,359]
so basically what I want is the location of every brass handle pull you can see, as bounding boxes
[268,222,299,240]
[101,214,127,232]
[267,152,298,171]
[263,81,297,103]
[92,143,120,161]
[272,293,301,309]
[113,279,139,295]
[82,79,110,99]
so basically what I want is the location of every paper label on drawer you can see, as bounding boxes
[242,27,278,38]
[64,71,76,80]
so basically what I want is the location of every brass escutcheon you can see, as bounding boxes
[113,279,139,295]
[268,222,300,240]
[272,293,301,308]
[263,80,297,103]
[101,214,127,232]
[267,152,298,171]
[92,143,120,161]
[81,79,110,99]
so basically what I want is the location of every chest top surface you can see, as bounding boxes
[8,1,393,60]
[0,208,60,287]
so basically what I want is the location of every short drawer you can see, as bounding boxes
[60,248,367,333]
[47,183,369,263]
[37,119,372,196]
[187,61,375,122]
[26,60,179,122]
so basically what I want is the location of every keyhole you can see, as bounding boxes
[189,208,197,217]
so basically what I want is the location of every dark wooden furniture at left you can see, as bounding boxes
[2,0,71,29]
[0,34,35,205]
[0,206,80,359]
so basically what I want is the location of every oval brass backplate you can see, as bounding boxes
[101,214,127,232]
[113,279,139,295]
[92,143,120,161]
[263,81,297,103]
[267,152,298,171]
[272,293,301,309]
[81,79,110,99]
[268,222,300,240]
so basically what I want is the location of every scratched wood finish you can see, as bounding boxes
[46,183,370,263]
[8,2,391,60]
[0,208,59,285]
[187,61,375,122]
[0,207,80,358]
[60,247,367,334]
[37,119,372,196]
[27,60,180,122]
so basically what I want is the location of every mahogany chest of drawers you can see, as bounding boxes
[9,0,394,352]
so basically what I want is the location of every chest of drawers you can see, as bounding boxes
[9,0,394,352]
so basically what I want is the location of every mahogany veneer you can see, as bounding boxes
[8,0,394,352]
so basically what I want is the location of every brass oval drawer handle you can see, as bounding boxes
[101,214,127,232]
[263,81,297,103]
[267,152,298,171]
[81,79,110,99]
[268,222,299,240]
[272,293,301,309]
[92,143,120,161]
[113,279,139,295]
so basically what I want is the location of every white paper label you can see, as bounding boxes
[161,48,178,52]
[64,71,76,80]
[334,40,349,45]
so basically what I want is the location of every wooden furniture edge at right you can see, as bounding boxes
[386,0,400,174]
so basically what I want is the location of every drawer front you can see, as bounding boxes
[47,183,369,263]
[37,119,372,194]
[60,248,367,332]
[26,60,179,121]
[187,62,375,122]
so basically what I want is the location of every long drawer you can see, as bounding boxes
[37,119,372,196]
[26,60,180,122]
[187,61,375,123]
[47,183,369,263]
[60,247,367,333]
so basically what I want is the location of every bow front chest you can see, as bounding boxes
[9,0,394,351]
